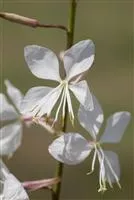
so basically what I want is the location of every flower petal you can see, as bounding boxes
[0,93,18,121]
[78,94,104,140]
[4,80,23,111]
[63,40,95,81]
[104,151,120,184]
[20,86,53,115]
[0,160,29,199]
[33,85,63,118]
[0,122,22,156]
[100,112,131,143]
[48,133,91,165]
[3,174,29,200]
[69,80,93,111]
[0,159,10,179]
[24,45,61,82]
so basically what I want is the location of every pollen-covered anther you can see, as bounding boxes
[98,186,107,193]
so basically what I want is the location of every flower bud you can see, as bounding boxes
[0,12,38,27]
[23,177,60,191]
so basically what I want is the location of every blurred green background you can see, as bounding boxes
[0,0,133,199]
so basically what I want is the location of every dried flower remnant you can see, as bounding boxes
[21,40,95,125]
[49,95,131,192]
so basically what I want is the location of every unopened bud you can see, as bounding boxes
[23,177,60,191]
[0,12,39,27]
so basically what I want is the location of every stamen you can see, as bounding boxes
[62,89,67,126]
[97,148,107,193]
[54,87,66,124]
[66,84,74,125]
[87,145,97,175]
[99,147,121,189]
[34,117,56,135]
[107,173,113,188]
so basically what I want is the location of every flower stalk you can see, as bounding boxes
[52,1,77,200]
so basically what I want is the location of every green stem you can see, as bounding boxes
[67,0,77,49]
[52,1,77,200]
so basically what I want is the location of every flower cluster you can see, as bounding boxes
[0,39,131,197]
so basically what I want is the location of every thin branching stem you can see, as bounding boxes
[0,12,68,31]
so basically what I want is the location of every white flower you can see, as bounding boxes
[48,95,131,192]
[0,80,32,156]
[0,159,29,200]
[21,40,95,124]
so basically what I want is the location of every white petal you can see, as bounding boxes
[24,45,61,82]
[69,80,93,110]
[5,80,23,111]
[104,151,120,183]
[48,133,91,165]
[100,112,131,143]
[78,94,104,140]
[0,159,9,179]
[34,85,63,117]
[63,40,95,81]
[0,160,29,199]
[3,174,29,200]
[20,86,53,114]
[0,122,22,156]
[0,94,18,121]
